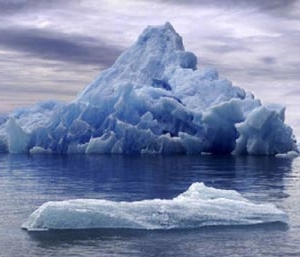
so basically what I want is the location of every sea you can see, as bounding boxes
[0,154,299,257]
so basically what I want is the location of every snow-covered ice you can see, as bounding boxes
[0,22,297,155]
[22,182,288,231]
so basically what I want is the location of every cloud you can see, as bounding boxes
[0,26,123,66]
[0,0,77,15]
[0,47,101,113]
[0,0,28,15]
[149,0,299,18]
[260,56,277,65]
[201,35,250,54]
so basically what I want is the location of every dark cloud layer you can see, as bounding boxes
[260,56,277,65]
[0,26,123,66]
[153,0,298,18]
[0,0,28,15]
[0,0,76,15]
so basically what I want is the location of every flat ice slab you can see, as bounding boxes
[22,183,288,231]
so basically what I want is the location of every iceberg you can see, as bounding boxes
[22,182,288,231]
[0,22,297,155]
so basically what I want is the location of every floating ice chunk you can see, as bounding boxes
[29,146,52,154]
[275,150,299,159]
[22,182,288,231]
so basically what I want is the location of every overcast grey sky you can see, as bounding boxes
[0,0,300,135]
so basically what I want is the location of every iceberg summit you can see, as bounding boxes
[0,22,297,155]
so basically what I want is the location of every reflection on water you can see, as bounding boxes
[1,154,294,200]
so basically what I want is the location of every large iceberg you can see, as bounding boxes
[0,22,297,155]
[22,182,287,231]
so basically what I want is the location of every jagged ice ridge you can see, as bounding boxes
[0,22,297,155]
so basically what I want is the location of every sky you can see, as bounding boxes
[0,0,300,136]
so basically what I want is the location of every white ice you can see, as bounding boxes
[275,150,299,159]
[0,22,297,155]
[22,182,288,231]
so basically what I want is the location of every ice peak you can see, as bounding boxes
[112,21,194,71]
[78,22,198,102]
[136,22,184,51]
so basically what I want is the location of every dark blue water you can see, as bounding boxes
[0,154,300,257]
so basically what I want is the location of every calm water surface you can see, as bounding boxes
[0,154,299,257]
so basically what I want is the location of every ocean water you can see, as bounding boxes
[0,154,300,257]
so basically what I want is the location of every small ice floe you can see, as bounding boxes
[22,182,288,231]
